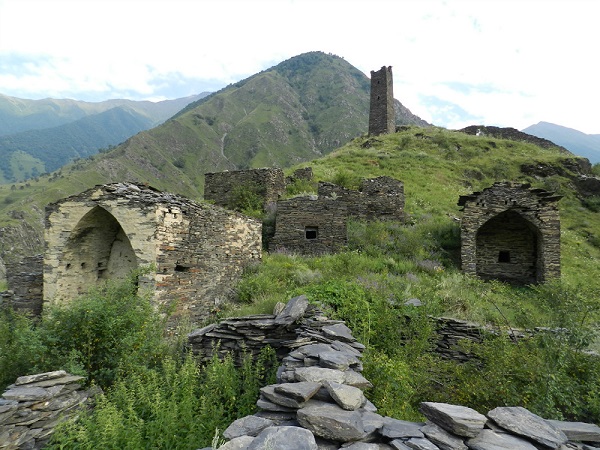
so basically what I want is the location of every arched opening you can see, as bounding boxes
[475,210,540,285]
[57,206,138,300]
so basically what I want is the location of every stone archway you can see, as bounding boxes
[475,210,540,284]
[57,206,138,300]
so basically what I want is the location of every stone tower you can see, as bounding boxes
[368,66,395,136]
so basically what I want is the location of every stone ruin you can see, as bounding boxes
[270,176,405,255]
[369,66,395,136]
[188,296,600,450]
[0,371,97,449]
[459,182,562,285]
[1,255,43,317]
[3,296,600,448]
[204,167,286,211]
[42,182,262,323]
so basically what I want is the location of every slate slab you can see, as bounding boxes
[223,415,274,439]
[297,400,368,442]
[274,382,322,404]
[403,437,440,449]
[274,295,309,326]
[260,385,303,409]
[219,435,254,450]
[487,407,568,449]
[546,420,600,442]
[421,421,467,450]
[323,380,366,411]
[322,323,355,342]
[248,425,318,450]
[420,402,487,438]
[295,367,346,384]
[466,429,539,450]
[381,417,424,439]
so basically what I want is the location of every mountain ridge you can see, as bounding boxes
[522,121,600,164]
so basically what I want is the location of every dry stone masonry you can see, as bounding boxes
[44,182,262,324]
[270,177,404,255]
[192,297,600,450]
[0,255,43,317]
[204,168,286,211]
[458,182,562,285]
[0,370,97,450]
[369,66,395,136]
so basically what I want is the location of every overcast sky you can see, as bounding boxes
[1,0,598,133]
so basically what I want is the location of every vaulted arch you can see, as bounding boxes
[475,210,541,284]
[56,206,137,300]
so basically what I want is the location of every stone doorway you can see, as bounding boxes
[58,206,137,300]
[475,210,540,284]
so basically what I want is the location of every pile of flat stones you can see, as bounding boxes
[0,370,97,449]
[197,298,600,450]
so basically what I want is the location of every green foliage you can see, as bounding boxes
[38,271,171,389]
[48,348,277,449]
[228,182,264,218]
[0,308,45,391]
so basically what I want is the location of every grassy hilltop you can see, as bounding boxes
[2,126,600,448]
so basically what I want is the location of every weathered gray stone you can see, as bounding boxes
[404,437,440,449]
[223,415,274,439]
[13,371,68,386]
[248,426,318,450]
[389,440,412,450]
[343,443,393,449]
[274,295,309,326]
[219,435,255,450]
[343,370,373,389]
[381,417,424,439]
[295,367,346,384]
[260,385,304,409]
[547,420,600,442]
[360,410,385,435]
[320,351,353,371]
[2,387,49,402]
[323,381,366,411]
[256,398,296,413]
[322,323,355,343]
[420,402,487,438]
[421,421,467,450]
[466,429,538,450]
[487,406,568,449]
[297,400,368,442]
[275,382,322,403]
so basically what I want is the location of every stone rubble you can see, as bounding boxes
[194,297,600,450]
[0,370,97,450]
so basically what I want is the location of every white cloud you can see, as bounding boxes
[0,0,599,133]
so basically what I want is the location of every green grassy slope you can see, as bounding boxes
[227,127,600,422]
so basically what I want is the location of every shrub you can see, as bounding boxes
[0,308,45,391]
[48,348,277,449]
[37,271,172,389]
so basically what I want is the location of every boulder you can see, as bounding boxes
[420,402,487,438]
[487,406,568,449]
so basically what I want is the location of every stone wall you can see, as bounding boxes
[44,183,262,324]
[458,182,561,285]
[0,370,97,449]
[270,177,404,255]
[189,298,600,450]
[1,255,43,317]
[204,168,286,211]
[368,66,395,136]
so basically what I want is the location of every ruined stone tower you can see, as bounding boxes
[368,66,395,136]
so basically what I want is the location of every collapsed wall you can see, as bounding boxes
[270,177,404,255]
[0,371,97,449]
[189,297,600,450]
[204,168,286,211]
[44,183,262,324]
